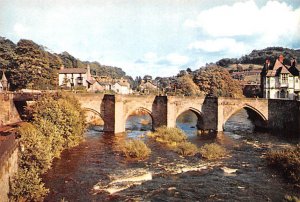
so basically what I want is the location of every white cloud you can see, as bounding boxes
[188,38,248,55]
[166,53,189,65]
[184,0,300,45]
[13,23,28,37]
[144,52,158,62]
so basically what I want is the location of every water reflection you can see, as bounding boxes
[176,110,198,137]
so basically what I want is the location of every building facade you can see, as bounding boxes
[261,55,299,100]
[58,65,92,89]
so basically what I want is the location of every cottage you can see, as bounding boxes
[111,79,132,94]
[261,55,300,100]
[58,65,92,89]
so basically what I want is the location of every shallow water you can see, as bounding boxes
[43,109,299,201]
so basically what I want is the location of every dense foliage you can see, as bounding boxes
[0,36,128,90]
[193,65,243,98]
[10,93,86,201]
[176,75,202,96]
[216,47,300,67]
[266,145,300,185]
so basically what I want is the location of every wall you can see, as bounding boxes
[0,134,18,202]
[0,93,21,126]
[268,99,299,136]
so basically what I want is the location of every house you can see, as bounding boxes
[58,65,93,89]
[138,80,157,93]
[111,78,132,94]
[260,55,300,100]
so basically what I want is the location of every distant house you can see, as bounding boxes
[261,55,300,100]
[139,80,157,92]
[111,79,132,94]
[58,65,93,89]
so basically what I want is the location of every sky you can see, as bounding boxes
[0,0,300,78]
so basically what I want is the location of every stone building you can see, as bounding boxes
[260,55,299,100]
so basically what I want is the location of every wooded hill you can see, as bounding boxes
[216,47,300,67]
[0,37,128,90]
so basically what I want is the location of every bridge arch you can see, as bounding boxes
[83,108,104,126]
[223,104,267,130]
[176,107,204,130]
[125,107,154,131]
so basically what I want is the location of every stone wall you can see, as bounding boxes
[268,99,299,135]
[0,93,21,126]
[0,134,18,202]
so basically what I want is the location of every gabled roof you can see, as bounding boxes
[59,68,87,74]
[266,59,293,77]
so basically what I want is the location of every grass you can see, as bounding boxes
[147,126,187,146]
[266,145,300,185]
[284,195,300,202]
[120,139,151,160]
[147,126,198,156]
[174,142,199,156]
[199,143,228,160]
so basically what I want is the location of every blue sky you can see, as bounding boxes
[0,0,300,77]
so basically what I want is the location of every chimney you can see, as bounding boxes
[278,55,284,63]
[291,58,296,67]
[60,65,65,70]
[265,59,270,70]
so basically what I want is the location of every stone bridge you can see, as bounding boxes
[74,94,300,134]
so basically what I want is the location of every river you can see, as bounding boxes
[43,109,299,201]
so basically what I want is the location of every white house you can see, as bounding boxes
[111,79,132,94]
[261,55,299,100]
[58,65,92,89]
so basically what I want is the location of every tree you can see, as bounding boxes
[9,39,54,90]
[176,75,202,96]
[193,65,243,98]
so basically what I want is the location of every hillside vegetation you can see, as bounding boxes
[0,36,128,90]
[216,47,300,67]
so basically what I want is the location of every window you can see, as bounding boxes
[282,74,288,84]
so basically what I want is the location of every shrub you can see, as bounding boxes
[147,126,187,146]
[18,122,52,173]
[120,139,151,160]
[174,142,198,156]
[9,168,49,201]
[266,145,300,184]
[284,195,300,202]
[199,143,227,160]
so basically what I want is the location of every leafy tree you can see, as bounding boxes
[176,75,203,96]
[193,65,243,98]
[9,39,54,90]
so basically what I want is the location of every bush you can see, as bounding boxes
[284,195,300,202]
[147,126,187,146]
[174,142,198,156]
[266,145,300,184]
[10,93,87,201]
[120,139,151,160]
[199,143,228,160]
[18,122,52,173]
[9,168,49,201]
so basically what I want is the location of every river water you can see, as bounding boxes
[43,109,299,201]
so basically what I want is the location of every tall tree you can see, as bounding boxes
[193,65,243,98]
[10,39,54,90]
